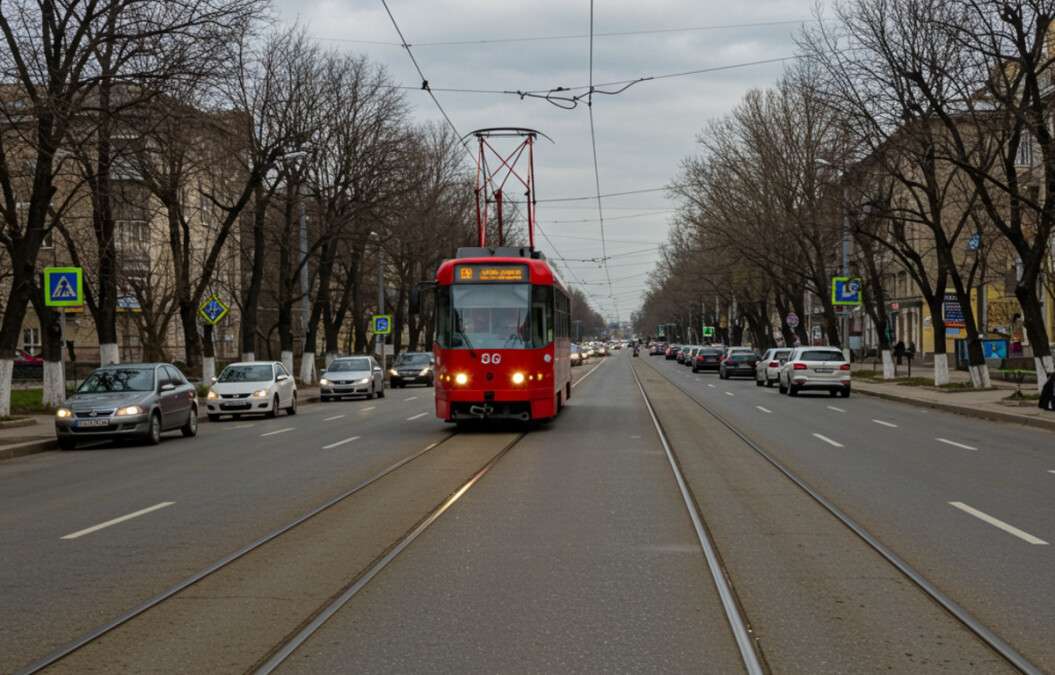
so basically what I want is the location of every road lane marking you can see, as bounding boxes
[323,436,360,449]
[572,357,605,388]
[707,384,716,388]
[725,391,735,397]
[360,406,375,412]
[229,424,254,430]
[937,437,978,451]
[406,412,429,421]
[323,415,345,421]
[827,406,846,413]
[260,427,295,437]
[812,433,844,448]
[872,419,898,428]
[62,502,175,540]
[1049,470,1055,474]
[756,406,772,414]
[948,502,1049,545]
[404,396,418,402]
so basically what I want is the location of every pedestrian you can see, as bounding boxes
[907,341,916,361]
[894,339,905,365]
[1040,370,1055,412]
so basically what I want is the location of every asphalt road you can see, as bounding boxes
[642,354,1055,669]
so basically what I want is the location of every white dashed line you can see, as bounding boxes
[948,502,1049,545]
[936,437,978,451]
[404,396,418,402]
[360,406,375,412]
[1049,470,1055,475]
[406,412,429,421]
[826,406,846,413]
[260,427,295,437]
[323,415,345,421]
[707,384,716,389]
[228,424,254,430]
[812,433,844,448]
[725,391,735,397]
[62,502,175,540]
[872,419,898,428]
[756,406,772,414]
[322,436,360,450]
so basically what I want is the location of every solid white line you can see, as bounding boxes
[725,391,735,397]
[872,419,898,428]
[948,502,1049,545]
[62,502,175,540]
[323,415,345,421]
[404,396,418,402]
[322,436,360,450]
[572,357,605,388]
[228,424,254,430]
[756,406,772,414]
[937,437,978,451]
[406,412,429,421]
[827,405,846,413]
[260,427,295,437]
[812,433,844,448]
[360,406,375,412]
[1048,470,1055,475]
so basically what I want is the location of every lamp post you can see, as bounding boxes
[370,230,386,388]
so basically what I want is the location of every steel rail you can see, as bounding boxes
[15,434,457,675]
[637,356,1043,675]
[630,364,766,675]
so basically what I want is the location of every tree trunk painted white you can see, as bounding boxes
[0,359,12,418]
[281,350,294,377]
[1035,355,1054,394]
[99,342,119,366]
[42,361,66,407]
[241,351,255,362]
[300,352,316,385]
[881,350,895,380]
[967,363,992,389]
[202,356,216,384]
[933,353,950,387]
[324,351,337,368]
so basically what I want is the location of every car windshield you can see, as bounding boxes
[78,368,155,393]
[329,358,371,372]
[218,364,273,382]
[395,353,431,366]
[800,350,845,362]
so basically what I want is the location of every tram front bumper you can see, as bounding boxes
[437,386,557,421]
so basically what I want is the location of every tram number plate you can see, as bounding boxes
[481,353,502,365]
[455,264,527,283]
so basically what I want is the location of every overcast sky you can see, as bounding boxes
[274,0,817,323]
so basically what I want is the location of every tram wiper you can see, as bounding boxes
[456,329,477,358]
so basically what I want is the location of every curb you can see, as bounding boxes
[0,417,38,429]
[855,387,1055,433]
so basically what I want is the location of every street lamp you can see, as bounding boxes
[370,230,387,388]
[817,157,852,359]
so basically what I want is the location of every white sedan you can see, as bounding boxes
[206,361,298,421]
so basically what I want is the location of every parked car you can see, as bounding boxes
[778,347,852,397]
[755,348,792,387]
[570,344,583,366]
[692,347,724,372]
[650,342,667,356]
[206,361,298,420]
[665,344,680,360]
[723,346,755,362]
[54,363,198,450]
[719,352,759,379]
[320,356,385,401]
[388,351,434,387]
[15,348,43,366]
[682,346,700,366]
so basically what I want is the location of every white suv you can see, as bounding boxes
[206,361,298,421]
[778,347,851,397]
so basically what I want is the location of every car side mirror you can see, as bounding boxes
[160,383,176,392]
[276,374,288,382]
[210,376,218,384]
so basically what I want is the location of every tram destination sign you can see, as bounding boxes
[455,264,528,283]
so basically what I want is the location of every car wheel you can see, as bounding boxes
[181,405,199,437]
[842,387,852,398]
[788,384,799,397]
[266,395,279,418]
[778,379,787,394]
[208,413,220,422]
[58,437,76,451]
[144,412,162,445]
[765,377,774,388]
[755,376,764,387]
[321,395,331,403]
[288,393,297,415]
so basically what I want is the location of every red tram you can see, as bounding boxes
[413,128,572,423]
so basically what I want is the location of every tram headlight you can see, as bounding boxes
[454,372,469,386]
[511,371,526,385]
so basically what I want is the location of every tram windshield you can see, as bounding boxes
[439,284,551,349]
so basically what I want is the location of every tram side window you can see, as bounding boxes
[436,286,452,347]
[531,285,553,346]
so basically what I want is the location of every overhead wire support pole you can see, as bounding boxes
[586,0,617,324]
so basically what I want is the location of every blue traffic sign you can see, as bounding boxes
[967,233,982,251]
[831,276,862,306]
[198,294,230,325]
[372,314,392,335]
[43,267,83,307]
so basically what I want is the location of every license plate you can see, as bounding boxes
[77,419,110,428]
[815,368,834,374]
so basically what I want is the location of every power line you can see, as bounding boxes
[313,18,821,48]
[586,0,616,323]
[545,209,673,224]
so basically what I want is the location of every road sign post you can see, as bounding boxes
[786,312,800,329]
[831,276,862,306]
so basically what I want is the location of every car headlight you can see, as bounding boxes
[358,378,371,384]
[115,405,144,416]
[207,390,219,400]
[252,389,269,399]
[389,369,399,377]
[419,367,430,376]
[319,378,330,386]
[454,372,468,385]
[55,408,73,418]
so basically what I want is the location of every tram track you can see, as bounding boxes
[634,355,1043,675]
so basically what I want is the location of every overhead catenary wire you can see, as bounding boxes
[586,0,617,323]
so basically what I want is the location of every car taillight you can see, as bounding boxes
[839,363,851,370]
[769,361,779,367]
[793,363,808,370]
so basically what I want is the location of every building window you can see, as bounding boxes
[22,327,41,354]
[1015,131,1035,167]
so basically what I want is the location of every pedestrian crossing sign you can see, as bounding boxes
[198,294,230,325]
[43,267,83,307]
[372,314,392,335]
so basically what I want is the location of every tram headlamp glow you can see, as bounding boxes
[511,371,526,385]
[454,372,469,385]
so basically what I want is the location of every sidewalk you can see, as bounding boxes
[0,415,57,460]
[853,379,1055,432]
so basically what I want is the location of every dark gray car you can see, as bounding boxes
[54,363,198,450]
